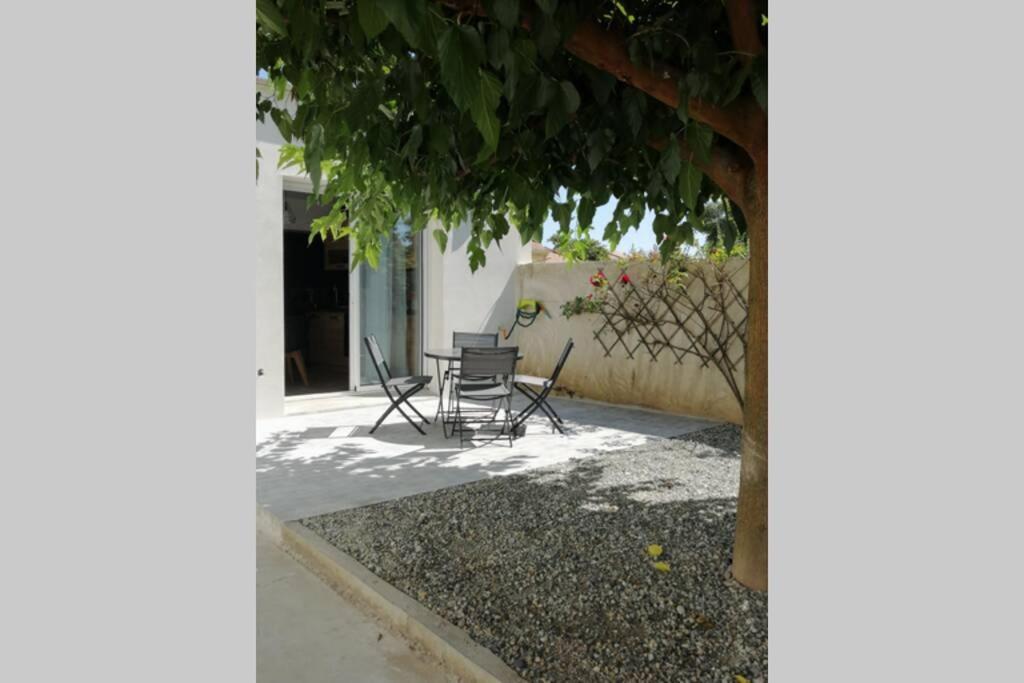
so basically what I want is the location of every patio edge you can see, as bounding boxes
[257,506,526,683]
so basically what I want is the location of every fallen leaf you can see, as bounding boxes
[647,544,663,558]
[735,676,751,683]
[653,561,670,572]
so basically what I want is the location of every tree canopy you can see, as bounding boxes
[257,0,766,270]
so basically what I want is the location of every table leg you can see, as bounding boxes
[433,357,445,427]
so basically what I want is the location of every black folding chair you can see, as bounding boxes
[439,331,500,434]
[363,335,433,435]
[511,338,574,435]
[453,346,518,447]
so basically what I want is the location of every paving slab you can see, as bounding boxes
[257,531,454,683]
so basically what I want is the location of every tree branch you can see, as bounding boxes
[647,137,750,210]
[437,0,760,156]
[725,0,765,62]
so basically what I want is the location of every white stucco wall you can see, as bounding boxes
[513,259,748,424]
[256,139,285,418]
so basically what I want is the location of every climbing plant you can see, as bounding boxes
[562,254,748,408]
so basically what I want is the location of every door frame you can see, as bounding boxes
[281,176,356,400]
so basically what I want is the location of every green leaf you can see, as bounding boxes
[543,80,579,139]
[487,213,510,241]
[545,104,567,139]
[402,124,424,158]
[533,76,557,111]
[560,80,580,114]
[432,228,448,253]
[438,24,485,112]
[659,138,681,184]
[270,108,293,142]
[552,202,573,233]
[578,196,596,229]
[305,123,325,194]
[586,128,612,171]
[676,82,690,124]
[535,11,561,59]
[678,161,703,210]
[585,67,616,105]
[653,214,677,244]
[535,0,558,14]
[377,0,426,48]
[624,93,643,138]
[722,213,737,252]
[487,27,511,69]
[470,69,503,156]
[429,123,452,155]
[686,122,713,164]
[256,0,287,37]
[272,75,288,101]
[357,0,390,39]
[489,0,519,29]
[365,241,380,269]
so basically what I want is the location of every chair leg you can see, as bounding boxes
[407,400,431,425]
[371,385,427,435]
[369,401,399,434]
[434,359,447,425]
[456,394,464,447]
[511,384,545,428]
[513,384,565,434]
[505,395,514,447]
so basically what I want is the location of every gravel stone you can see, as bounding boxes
[301,424,767,682]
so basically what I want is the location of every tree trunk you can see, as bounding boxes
[731,174,767,591]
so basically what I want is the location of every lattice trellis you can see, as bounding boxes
[587,258,749,408]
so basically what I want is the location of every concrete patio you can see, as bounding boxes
[257,391,717,521]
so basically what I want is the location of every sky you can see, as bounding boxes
[541,196,658,254]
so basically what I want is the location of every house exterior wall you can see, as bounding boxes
[255,98,289,418]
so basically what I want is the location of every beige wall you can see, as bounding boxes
[511,260,747,425]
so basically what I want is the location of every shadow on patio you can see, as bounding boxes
[257,393,718,521]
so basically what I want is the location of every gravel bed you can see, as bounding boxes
[301,424,766,682]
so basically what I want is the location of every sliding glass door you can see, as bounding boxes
[358,221,423,386]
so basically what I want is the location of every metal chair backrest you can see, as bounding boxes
[548,338,575,385]
[363,335,390,384]
[459,346,518,384]
[453,331,499,348]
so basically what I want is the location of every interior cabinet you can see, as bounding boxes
[308,310,348,367]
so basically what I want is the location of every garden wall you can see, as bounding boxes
[510,259,747,425]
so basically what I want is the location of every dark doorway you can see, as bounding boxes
[282,191,349,396]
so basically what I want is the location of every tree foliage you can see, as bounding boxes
[256,0,767,271]
[549,233,610,261]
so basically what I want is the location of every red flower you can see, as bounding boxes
[619,273,632,285]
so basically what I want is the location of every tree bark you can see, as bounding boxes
[731,167,767,592]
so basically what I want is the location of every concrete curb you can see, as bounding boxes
[257,507,526,683]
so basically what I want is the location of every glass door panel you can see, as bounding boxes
[359,221,422,385]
